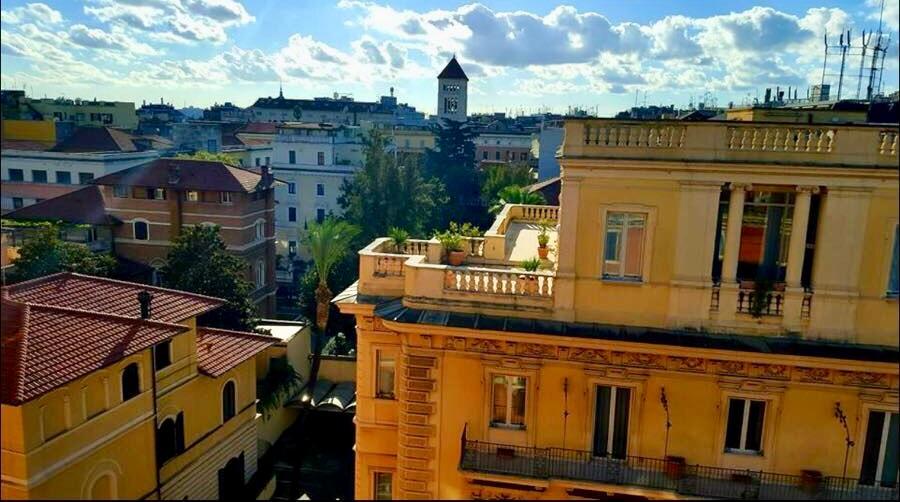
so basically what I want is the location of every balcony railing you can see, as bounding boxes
[459,434,898,501]
[737,282,785,317]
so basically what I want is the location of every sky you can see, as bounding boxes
[1,0,898,117]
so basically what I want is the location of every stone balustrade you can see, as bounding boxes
[564,119,899,168]
[444,266,554,298]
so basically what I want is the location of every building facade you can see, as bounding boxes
[436,57,468,123]
[338,119,899,499]
[271,122,364,268]
[26,97,138,130]
[475,132,536,166]
[1,273,276,500]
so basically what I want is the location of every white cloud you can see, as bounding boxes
[866,0,899,32]
[69,24,159,55]
[1,3,62,26]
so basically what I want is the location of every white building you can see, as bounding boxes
[436,56,469,123]
[271,122,364,268]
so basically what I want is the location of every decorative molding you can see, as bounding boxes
[836,370,890,388]
[668,356,706,373]
[795,367,834,384]
[516,343,558,359]
[710,359,748,376]
[566,347,610,365]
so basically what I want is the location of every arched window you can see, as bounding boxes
[121,363,140,401]
[89,472,116,499]
[156,413,185,466]
[256,259,265,288]
[133,220,149,240]
[222,381,236,422]
[218,453,245,500]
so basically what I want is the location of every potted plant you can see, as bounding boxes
[435,228,466,266]
[520,257,542,295]
[387,227,409,253]
[450,221,483,255]
[537,220,551,259]
[665,456,686,480]
[800,470,823,494]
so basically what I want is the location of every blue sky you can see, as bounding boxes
[1,1,897,116]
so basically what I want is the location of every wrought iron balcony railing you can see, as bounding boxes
[458,430,898,500]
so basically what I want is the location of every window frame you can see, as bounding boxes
[316,208,326,223]
[287,182,296,195]
[255,219,265,241]
[55,171,72,185]
[120,362,141,402]
[857,406,899,487]
[489,374,527,430]
[591,384,633,459]
[599,205,655,283]
[316,152,325,165]
[289,150,296,164]
[220,192,233,204]
[221,380,237,423]
[78,172,94,185]
[372,471,393,501]
[256,259,266,288]
[8,168,24,182]
[723,397,767,455]
[133,219,150,241]
[12,197,24,209]
[185,191,200,202]
[113,185,129,198]
[375,350,395,400]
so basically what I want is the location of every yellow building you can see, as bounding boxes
[28,98,138,131]
[1,119,56,147]
[1,273,277,500]
[338,119,899,500]
[390,126,435,155]
[725,102,869,124]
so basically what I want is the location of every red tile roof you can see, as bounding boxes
[5,273,223,323]
[3,185,120,225]
[0,297,188,405]
[195,327,277,377]
[51,127,138,153]
[93,158,270,193]
[239,122,278,134]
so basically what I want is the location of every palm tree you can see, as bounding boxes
[489,185,546,214]
[303,217,360,331]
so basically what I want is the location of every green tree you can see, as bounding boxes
[481,163,536,204]
[160,225,258,331]
[303,218,360,331]
[489,185,546,214]
[175,151,240,166]
[424,119,486,227]
[6,225,117,283]
[339,129,447,244]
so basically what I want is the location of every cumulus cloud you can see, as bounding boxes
[69,24,159,55]
[1,3,62,26]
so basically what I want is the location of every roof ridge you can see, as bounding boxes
[24,301,191,331]
[62,272,226,304]
[197,326,280,342]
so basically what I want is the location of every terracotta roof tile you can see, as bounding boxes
[5,272,223,323]
[93,158,270,193]
[3,186,119,225]
[51,127,138,153]
[0,298,187,405]
[239,122,277,134]
[196,327,277,377]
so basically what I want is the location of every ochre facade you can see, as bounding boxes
[340,119,899,500]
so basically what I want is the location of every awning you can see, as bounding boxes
[291,379,356,413]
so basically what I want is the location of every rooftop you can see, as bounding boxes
[3,185,119,226]
[50,126,139,153]
[0,297,188,405]
[4,272,223,323]
[93,157,275,192]
[437,56,469,81]
[195,327,278,377]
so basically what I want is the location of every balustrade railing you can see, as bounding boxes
[459,436,898,501]
[737,283,785,317]
[801,288,813,321]
[520,205,559,222]
[444,267,554,298]
[463,237,485,257]
[584,124,686,148]
[710,283,721,313]
[879,130,899,155]
[374,255,406,277]
[402,239,430,256]
[727,127,835,153]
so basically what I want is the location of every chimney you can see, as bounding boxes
[138,290,153,319]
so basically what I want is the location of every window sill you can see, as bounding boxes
[884,293,898,301]
[489,423,526,431]
[600,276,644,285]
[375,394,396,401]
[724,448,764,457]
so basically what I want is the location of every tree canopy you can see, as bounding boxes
[489,185,546,214]
[175,151,240,166]
[6,225,117,283]
[303,217,360,331]
[481,163,536,206]
[160,225,258,331]
[338,128,447,244]
[424,119,487,227]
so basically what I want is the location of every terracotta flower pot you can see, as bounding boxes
[537,245,549,259]
[447,250,466,266]
[665,456,685,480]
[800,470,822,494]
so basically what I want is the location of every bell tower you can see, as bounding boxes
[436,56,468,122]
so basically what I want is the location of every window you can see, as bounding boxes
[265,156,270,165]
[593,385,631,459]
[185,191,199,202]
[255,157,260,167]
[207,139,218,152]
[316,208,325,223]
[724,398,766,454]
[32,170,47,183]
[55,171,72,184]
[859,410,898,487]
[373,472,392,500]
[289,150,296,164]
[520,152,527,161]
[121,363,140,401]
[491,375,526,428]
[495,151,501,161]
[12,197,24,209]
[288,240,297,255]
[218,454,245,500]
[482,151,488,160]
[888,226,899,296]
[8,169,23,182]
[603,212,647,280]
[317,152,325,165]
[133,220,149,241]
[444,97,458,113]
[79,172,94,185]
[147,188,166,200]
[255,220,265,240]
[288,207,297,222]
[376,352,395,399]
[316,183,325,197]
[220,192,233,204]
[256,260,265,288]
[222,381,236,422]
[114,185,129,198]
[736,191,795,282]
[156,413,185,465]
[288,182,296,194]
[154,340,172,371]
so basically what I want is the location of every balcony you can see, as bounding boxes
[563,119,899,169]
[459,435,898,501]
[357,205,559,313]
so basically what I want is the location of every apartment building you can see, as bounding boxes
[337,119,899,499]
[3,158,279,315]
[0,273,277,499]
[271,122,363,268]
[475,131,536,166]
[1,126,160,212]
[25,97,137,130]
